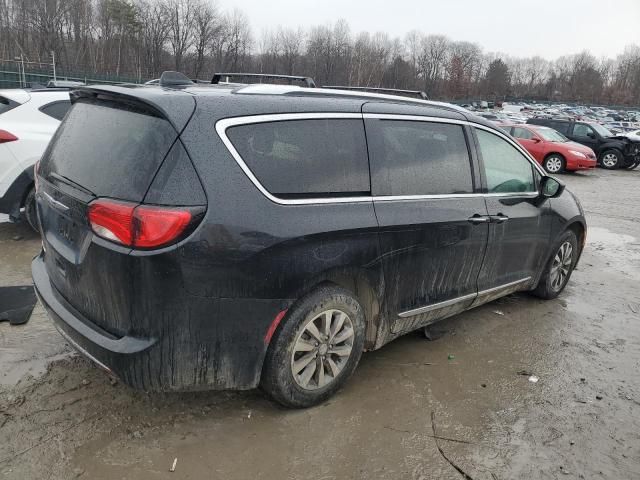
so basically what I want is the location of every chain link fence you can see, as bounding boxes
[0,57,142,89]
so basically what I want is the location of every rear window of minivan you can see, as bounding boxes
[40,100,177,201]
[226,119,370,197]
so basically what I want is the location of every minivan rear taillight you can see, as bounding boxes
[0,129,18,143]
[88,199,199,249]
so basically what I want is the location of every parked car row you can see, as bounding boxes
[526,118,640,170]
[464,104,640,172]
[500,124,596,173]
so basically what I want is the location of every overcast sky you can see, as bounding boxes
[225,0,639,59]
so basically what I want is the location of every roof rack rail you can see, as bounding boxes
[211,73,316,88]
[322,86,429,100]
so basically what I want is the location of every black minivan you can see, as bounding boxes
[33,79,586,407]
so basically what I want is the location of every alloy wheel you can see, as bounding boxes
[545,156,562,173]
[602,153,618,168]
[550,241,573,291]
[291,309,354,390]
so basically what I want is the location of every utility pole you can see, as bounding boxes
[20,54,25,87]
[51,51,56,81]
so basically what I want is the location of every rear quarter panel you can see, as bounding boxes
[179,99,384,301]
[155,97,386,387]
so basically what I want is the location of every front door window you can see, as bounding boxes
[475,129,536,193]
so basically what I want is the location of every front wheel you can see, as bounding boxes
[532,230,578,300]
[261,285,365,408]
[600,150,622,169]
[543,154,565,174]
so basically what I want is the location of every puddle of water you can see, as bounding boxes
[0,303,69,385]
[584,226,640,281]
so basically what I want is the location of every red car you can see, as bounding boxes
[501,124,597,173]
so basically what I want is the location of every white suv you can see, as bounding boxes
[0,88,71,230]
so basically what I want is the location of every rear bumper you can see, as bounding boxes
[33,253,156,375]
[32,253,287,391]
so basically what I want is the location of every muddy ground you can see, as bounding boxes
[1,169,639,480]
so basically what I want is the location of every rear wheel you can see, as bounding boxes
[261,285,365,408]
[600,150,622,169]
[23,187,39,233]
[532,230,578,300]
[543,154,565,174]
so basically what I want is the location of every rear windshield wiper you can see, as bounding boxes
[50,172,96,197]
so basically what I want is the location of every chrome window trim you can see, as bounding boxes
[216,113,545,206]
[374,192,539,203]
[398,276,532,318]
[216,113,368,206]
[363,113,547,177]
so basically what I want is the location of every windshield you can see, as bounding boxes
[591,123,613,137]
[537,128,567,142]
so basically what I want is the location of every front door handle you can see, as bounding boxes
[490,214,509,223]
[468,215,490,224]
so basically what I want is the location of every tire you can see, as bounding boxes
[624,160,640,170]
[599,149,622,169]
[261,285,366,408]
[543,154,565,174]
[23,187,39,233]
[531,230,578,300]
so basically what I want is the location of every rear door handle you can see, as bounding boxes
[490,214,509,223]
[468,215,490,224]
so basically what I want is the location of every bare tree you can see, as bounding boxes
[192,0,218,78]
[417,34,450,97]
[138,0,170,78]
[1,1,640,105]
[166,0,195,71]
[279,27,303,75]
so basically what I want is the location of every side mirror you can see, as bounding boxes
[540,176,565,198]
[531,137,541,143]
[586,132,596,139]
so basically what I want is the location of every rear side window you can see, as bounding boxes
[512,127,534,140]
[550,121,570,135]
[365,120,473,196]
[39,101,71,121]
[41,100,177,202]
[572,123,594,138]
[226,119,369,197]
[0,96,19,115]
